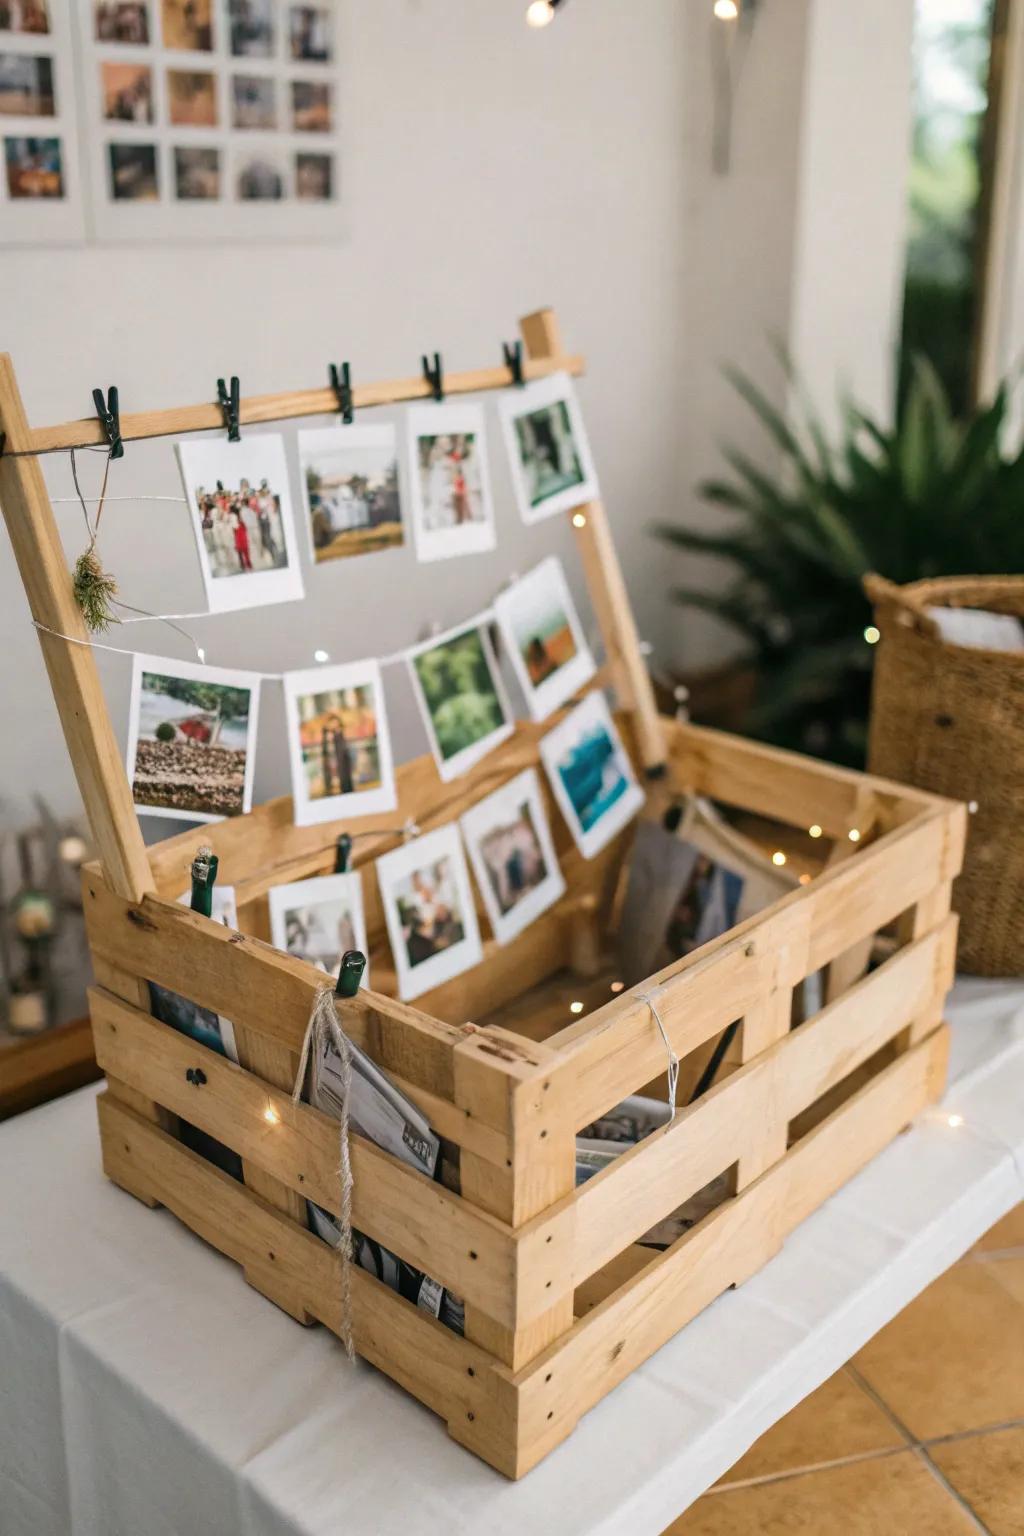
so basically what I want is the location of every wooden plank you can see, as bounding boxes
[519,308,665,775]
[230,1024,306,1222]
[92,952,178,1134]
[27,354,585,455]
[97,1092,521,1475]
[0,354,153,903]
[544,805,964,1129]
[82,868,474,1113]
[89,988,556,1330]
[0,1015,100,1120]
[896,881,957,1049]
[736,985,793,1187]
[670,720,948,838]
[511,1026,949,1475]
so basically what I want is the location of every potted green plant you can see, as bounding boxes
[657,360,1024,766]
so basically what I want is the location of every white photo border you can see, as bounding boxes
[405,400,497,563]
[376,823,482,1003]
[406,617,514,783]
[296,421,403,569]
[498,370,600,525]
[539,690,644,860]
[460,767,566,945]
[267,869,369,988]
[126,650,262,823]
[282,657,397,826]
[493,555,597,722]
[174,431,306,614]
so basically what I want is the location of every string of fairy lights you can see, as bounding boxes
[525,0,754,27]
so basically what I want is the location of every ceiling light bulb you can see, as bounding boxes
[526,0,555,26]
[714,0,740,18]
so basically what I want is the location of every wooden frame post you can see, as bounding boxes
[0,354,153,903]
[519,308,667,777]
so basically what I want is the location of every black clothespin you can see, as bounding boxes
[216,375,241,442]
[502,340,525,387]
[329,362,354,424]
[421,351,444,402]
[334,831,352,873]
[92,386,124,460]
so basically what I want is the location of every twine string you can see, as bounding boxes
[292,986,355,1361]
[639,988,680,1124]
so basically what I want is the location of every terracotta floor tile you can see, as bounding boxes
[666,1452,978,1534]
[854,1260,1024,1439]
[930,1427,1024,1536]
[715,1369,906,1487]
[971,1201,1024,1255]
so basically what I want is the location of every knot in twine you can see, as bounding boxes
[293,985,355,1360]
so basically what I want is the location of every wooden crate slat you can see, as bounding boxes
[97,1092,521,1475]
[510,1025,949,1477]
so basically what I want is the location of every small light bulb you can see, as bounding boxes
[848,828,861,843]
[610,980,624,994]
[264,1104,281,1126]
[569,1000,585,1015]
[526,0,554,25]
[799,873,811,886]
[772,850,787,867]
[572,511,587,529]
[968,800,979,815]
[947,1112,964,1129]
[197,646,206,664]
[314,648,329,663]
[864,625,881,645]
[59,834,87,864]
[713,0,739,17]
[808,824,823,839]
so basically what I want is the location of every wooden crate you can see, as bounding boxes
[0,311,965,1479]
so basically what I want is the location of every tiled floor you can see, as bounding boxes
[665,1201,1024,1535]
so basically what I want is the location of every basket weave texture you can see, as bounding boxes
[865,573,1024,977]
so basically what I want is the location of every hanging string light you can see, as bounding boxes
[525,0,565,27]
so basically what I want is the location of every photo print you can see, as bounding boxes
[5,134,61,196]
[100,61,153,123]
[289,3,330,61]
[174,144,218,198]
[227,0,272,56]
[108,141,157,199]
[282,658,396,827]
[0,0,49,33]
[499,371,599,524]
[0,52,54,115]
[295,148,331,199]
[297,423,403,565]
[269,871,368,986]
[236,148,282,198]
[405,402,496,563]
[493,555,596,721]
[376,823,482,1002]
[231,71,275,129]
[540,690,644,859]
[407,619,514,783]
[460,767,565,945]
[94,1,148,42]
[175,432,304,613]
[126,653,261,823]
[291,78,329,131]
[162,0,212,50]
[167,67,217,127]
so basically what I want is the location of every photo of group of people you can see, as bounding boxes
[298,424,404,564]
[461,768,565,945]
[177,433,304,612]
[377,826,482,1002]
[282,659,397,827]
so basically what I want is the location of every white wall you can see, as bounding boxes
[0,0,690,831]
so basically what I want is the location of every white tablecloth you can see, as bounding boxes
[2,978,1023,1536]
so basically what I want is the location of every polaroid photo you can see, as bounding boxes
[494,556,596,721]
[297,423,403,566]
[151,886,239,1062]
[376,823,482,1003]
[540,690,644,860]
[268,871,369,986]
[499,371,599,524]
[126,652,261,823]
[405,402,496,563]
[282,658,396,827]
[2,0,50,34]
[460,767,565,945]
[175,433,305,614]
[406,619,514,783]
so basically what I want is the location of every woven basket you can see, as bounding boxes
[864,573,1024,976]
